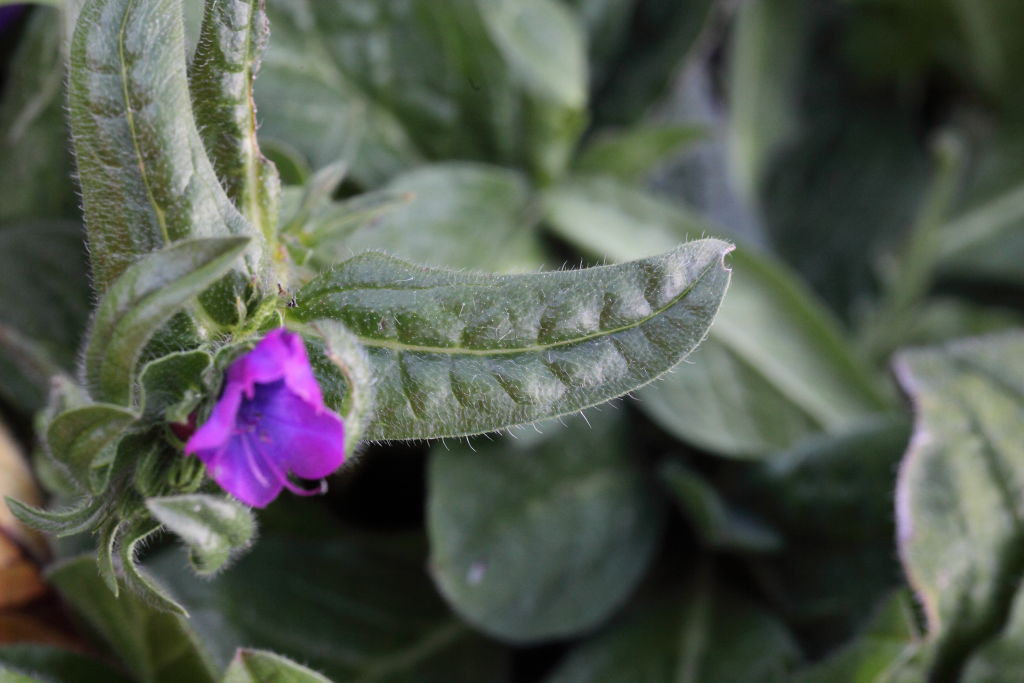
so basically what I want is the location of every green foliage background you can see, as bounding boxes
[0,0,1022,681]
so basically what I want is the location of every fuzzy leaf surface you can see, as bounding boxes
[83,237,249,405]
[67,0,262,292]
[544,178,887,456]
[146,494,255,576]
[293,239,731,440]
[46,404,136,490]
[190,0,280,239]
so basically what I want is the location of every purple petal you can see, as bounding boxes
[251,381,345,480]
[198,434,286,508]
[185,382,244,453]
[183,328,345,507]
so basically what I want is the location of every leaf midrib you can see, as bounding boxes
[117,0,171,245]
[312,254,720,357]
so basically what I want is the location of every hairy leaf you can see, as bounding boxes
[544,178,888,456]
[48,556,218,683]
[147,494,255,576]
[894,332,1024,679]
[428,413,664,642]
[46,404,137,490]
[5,494,111,537]
[139,350,212,423]
[190,0,281,240]
[83,237,249,405]
[222,650,332,683]
[67,0,263,293]
[293,238,731,440]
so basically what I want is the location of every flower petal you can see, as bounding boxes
[184,382,243,454]
[254,383,345,480]
[195,434,285,508]
[280,330,325,408]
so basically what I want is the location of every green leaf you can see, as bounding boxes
[795,593,923,683]
[47,555,218,683]
[893,332,1024,679]
[147,494,255,576]
[222,650,332,683]
[587,0,715,127]
[258,0,584,184]
[746,419,910,651]
[306,321,375,454]
[148,535,510,681]
[292,237,731,440]
[0,221,90,412]
[543,178,889,456]
[574,124,706,183]
[83,237,250,405]
[139,350,212,423]
[46,404,136,490]
[303,163,544,274]
[963,574,1024,679]
[543,574,800,682]
[725,0,811,200]
[427,413,664,642]
[0,645,134,683]
[0,667,43,683]
[478,0,587,109]
[659,460,779,553]
[119,517,189,615]
[190,0,281,241]
[0,7,76,222]
[68,0,262,292]
[5,493,110,537]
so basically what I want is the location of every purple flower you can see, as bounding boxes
[185,329,345,507]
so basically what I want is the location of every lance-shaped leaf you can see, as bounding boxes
[83,237,249,406]
[46,404,137,490]
[293,239,731,440]
[119,517,188,615]
[223,650,332,683]
[190,0,280,240]
[5,493,110,537]
[147,494,255,576]
[894,332,1024,679]
[67,0,262,293]
[544,178,888,457]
